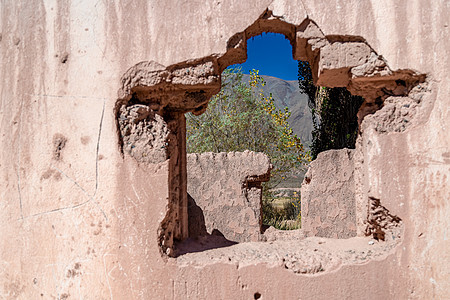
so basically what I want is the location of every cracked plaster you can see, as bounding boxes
[0,1,448,299]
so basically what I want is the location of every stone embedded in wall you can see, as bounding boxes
[301,149,357,239]
[187,151,271,243]
[118,104,169,164]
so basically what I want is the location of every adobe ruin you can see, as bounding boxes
[0,1,448,299]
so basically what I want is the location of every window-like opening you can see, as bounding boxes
[117,15,424,262]
[185,32,365,243]
[186,33,309,241]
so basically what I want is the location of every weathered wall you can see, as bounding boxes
[0,0,448,299]
[187,151,270,243]
[301,149,357,238]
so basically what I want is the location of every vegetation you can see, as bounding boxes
[262,191,301,230]
[298,61,364,159]
[186,67,310,229]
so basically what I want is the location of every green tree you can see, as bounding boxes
[298,61,364,159]
[186,68,310,229]
[186,67,310,187]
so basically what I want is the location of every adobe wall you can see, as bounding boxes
[187,151,270,243]
[0,1,449,299]
[301,149,357,239]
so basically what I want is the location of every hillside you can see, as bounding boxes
[242,74,312,188]
[242,74,312,146]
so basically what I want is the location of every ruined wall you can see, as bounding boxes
[301,149,357,238]
[187,151,270,243]
[0,0,449,299]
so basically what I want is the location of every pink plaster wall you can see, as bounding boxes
[0,1,448,299]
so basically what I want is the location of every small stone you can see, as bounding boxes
[368,240,375,245]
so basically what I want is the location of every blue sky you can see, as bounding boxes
[228,32,298,81]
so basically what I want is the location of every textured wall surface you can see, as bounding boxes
[301,149,357,238]
[187,151,270,243]
[0,0,449,299]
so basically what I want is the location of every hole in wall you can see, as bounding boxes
[183,31,368,246]
[185,33,308,243]
[116,11,427,267]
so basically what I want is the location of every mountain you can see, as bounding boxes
[242,74,313,146]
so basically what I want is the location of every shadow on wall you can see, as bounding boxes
[175,194,237,256]
[185,152,271,244]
